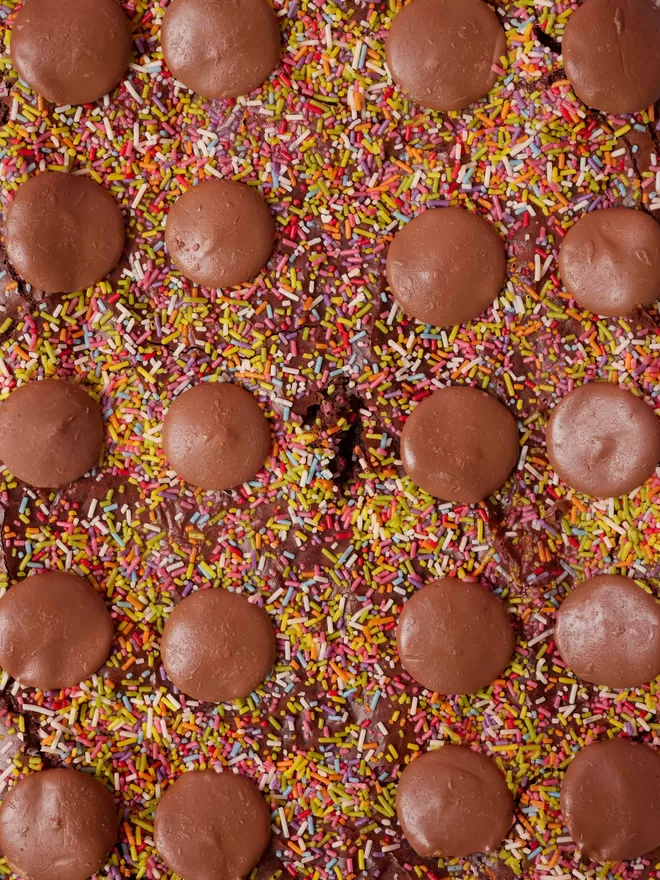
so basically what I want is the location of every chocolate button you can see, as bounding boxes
[163,382,270,490]
[10,0,132,106]
[0,571,113,690]
[397,579,514,695]
[396,746,513,858]
[0,380,104,488]
[556,575,660,689]
[385,0,506,111]
[0,769,117,880]
[155,770,270,880]
[160,589,276,702]
[546,383,660,498]
[559,208,660,317]
[562,0,660,114]
[401,386,519,503]
[5,173,125,294]
[165,179,274,288]
[162,0,280,99]
[386,208,506,328]
[561,739,660,862]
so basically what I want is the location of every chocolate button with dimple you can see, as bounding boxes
[10,0,132,106]
[155,770,270,880]
[386,0,506,111]
[0,380,104,489]
[160,589,276,702]
[163,382,270,491]
[561,739,660,862]
[546,383,660,498]
[162,0,280,99]
[165,179,274,289]
[401,386,519,503]
[562,0,660,115]
[397,579,514,695]
[386,208,506,328]
[555,575,660,689]
[0,571,113,690]
[396,746,513,858]
[5,173,125,294]
[0,769,117,880]
[559,208,660,317]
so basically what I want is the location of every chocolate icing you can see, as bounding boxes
[386,0,506,111]
[0,380,104,488]
[559,208,660,317]
[0,768,117,880]
[396,746,513,858]
[4,173,125,294]
[546,382,660,498]
[165,179,275,288]
[561,738,660,862]
[160,588,276,702]
[154,769,270,880]
[161,0,280,99]
[562,0,660,114]
[162,381,271,491]
[396,579,514,695]
[0,570,113,690]
[10,0,132,105]
[386,207,506,328]
[400,386,519,503]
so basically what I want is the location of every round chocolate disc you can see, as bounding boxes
[163,382,270,491]
[0,768,117,880]
[386,208,506,328]
[0,380,104,488]
[155,770,270,880]
[562,0,660,115]
[559,208,660,317]
[385,0,506,111]
[561,739,660,862]
[165,179,274,288]
[10,0,132,106]
[397,579,514,695]
[0,571,113,690]
[160,589,276,702]
[162,0,280,99]
[556,575,660,689]
[546,383,660,498]
[5,173,125,294]
[401,386,519,503]
[396,746,513,858]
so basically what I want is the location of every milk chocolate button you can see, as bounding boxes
[162,0,280,99]
[5,173,125,294]
[0,571,113,690]
[559,208,660,317]
[385,0,506,111]
[0,768,117,880]
[10,0,132,106]
[562,0,660,115]
[396,747,513,858]
[163,382,270,491]
[397,579,514,695]
[386,208,506,327]
[165,179,274,288]
[546,383,660,498]
[556,575,660,689]
[401,386,519,503]
[561,739,660,862]
[160,589,276,702]
[155,770,270,880]
[0,380,104,488]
